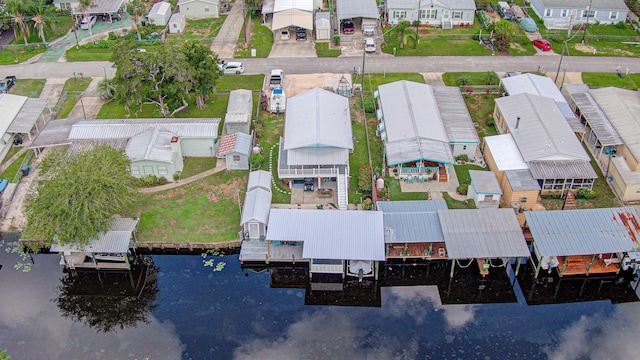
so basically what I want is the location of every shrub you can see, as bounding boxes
[362,96,376,113]
[485,117,495,127]
[361,198,373,210]
[249,153,265,170]
[108,32,118,41]
[576,188,600,199]
[455,154,469,162]
[333,36,340,46]
[173,172,180,181]
[157,176,168,185]
[615,21,627,30]
[139,174,158,187]
[457,184,468,195]
[358,165,373,194]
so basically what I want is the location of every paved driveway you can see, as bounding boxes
[269,41,316,58]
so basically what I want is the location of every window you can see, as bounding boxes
[582,9,595,18]
[131,166,140,176]
[610,11,618,19]
[158,166,169,175]
[636,188,640,194]
[422,9,437,19]
[393,11,406,19]
[312,259,342,265]
[452,11,462,19]
[561,9,568,17]
[232,155,241,162]
[485,194,494,201]
[520,197,527,203]
[462,145,467,150]
[204,7,210,12]
[544,9,553,17]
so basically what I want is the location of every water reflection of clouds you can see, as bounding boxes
[545,303,640,360]
[386,286,478,330]
[0,252,184,359]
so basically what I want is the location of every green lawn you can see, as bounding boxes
[582,72,640,90]
[542,22,640,57]
[63,78,92,92]
[254,114,291,204]
[216,74,265,91]
[55,93,80,119]
[65,47,113,62]
[464,94,499,139]
[9,15,74,45]
[315,42,341,57]
[1,146,22,166]
[0,47,47,65]
[386,176,429,201]
[361,72,425,95]
[97,93,231,119]
[9,79,46,98]
[165,17,227,42]
[381,24,493,56]
[181,157,217,178]
[124,170,248,242]
[442,71,500,86]
[235,18,274,58]
[443,192,475,209]
[0,152,29,183]
[454,164,486,185]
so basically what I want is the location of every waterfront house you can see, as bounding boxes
[565,85,640,203]
[377,200,448,261]
[0,93,51,162]
[500,73,585,136]
[438,208,530,277]
[265,209,385,279]
[467,170,502,209]
[491,94,597,196]
[278,87,352,210]
[225,89,253,135]
[529,0,629,30]
[50,217,139,271]
[177,0,220,19]
[217,132,252,170]
[385,0,476,28]
[376,80,479,183]
[524,208,640,277]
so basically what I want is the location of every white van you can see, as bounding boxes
[365,38,376,53]
[363,25,376,37]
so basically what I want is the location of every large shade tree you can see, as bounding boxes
[180,41,223,109]
[25,145,139,246]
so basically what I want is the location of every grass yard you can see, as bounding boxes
[386,176,429,201]
[1,146,22,166]
[0,152,29,183]
[97,93,231,119]
[542,23,640,57]
[125,170,248,242]
[582,72,640,90]
[254,113,291,204]
[315,42,341,57]
[55,93,80,119]
[442,71,500,86]
[8,79,46,98]
[216,74,265,91]
[361,72,425,95]
[348,109,384,204]
[63,78,92,92]
[381,23,493,56]
[0,47,47,65]
[65,47,113,61]
[235,17,274,58]
[181,157,218,178]
[463,94,499,139]
[454,164,486,186]
[166,17,227,42]
[9,15,74,46]
[443,193,475,209]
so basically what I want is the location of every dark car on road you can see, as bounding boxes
[296,27,307,41]
[0,76,16,93]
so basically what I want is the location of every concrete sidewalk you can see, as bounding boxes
[139,159,227,194]
[211,1,246,59]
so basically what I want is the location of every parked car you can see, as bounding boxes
[269,69,284,89]
[80,16,97,30]
[303,178,314,192]
[280,28,290,40]
[295,27,307,41]
[219,61,244,75]
[0,76,16,93]
[532,39,552,51]
[364,38,376,53]
[343,19,354,34]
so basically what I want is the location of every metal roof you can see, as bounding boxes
[69,118,220,140]
[316,12,331,29]
[528,160,597,180]
[501,73,567,106]
[433,86,480,144]
[266,209,385,261]
[540,0,629,11]
[273,0,313,12]
[0,93,27,136]
[169,13,185,22]
[589,87,640,162]
[126,128,176,163]
[386,0,476,10]
[217,132,252,156]
[525,208,640,257]
[283,87,353,151]
[495,94,589,162]
[377,200,448,244]
[65,0,126,14]
[68,139,128,155]
[610,156,640,186]
[286,147,349,166]
[241,188,272,225]
[336,0,379,20]
[29,118,80,149]
[7,98,49,134]
[227,89,253,116]
[566,86,623,147]
[262,0,275,13]
[50,217,139,253]
[483,134,529,171]
[178,0,219,4]
[469,170,501,194]
[248,170,272,191]
[504,169,540,192]
[377,81,455,165]
[149,1,171,16]
[438,208,530,259]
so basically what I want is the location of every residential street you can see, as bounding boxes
[1,55,638,79]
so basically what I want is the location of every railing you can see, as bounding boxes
[278,168,339,178]
[398,167,438,176]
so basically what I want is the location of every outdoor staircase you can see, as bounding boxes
[337,171,348,210]
[438,166,448,182]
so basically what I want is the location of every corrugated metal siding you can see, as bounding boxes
[266,209,385,260]
[126,128,175,163]
[287,147,349,166]
[525,208,640,256]
[69,119,220,140]
[50,218,139,253]
[377,200,447,213]
[248,170,272,191]
[542,0,628,11]
[377,200,447,243]
[589,87,640,161]
[528,160,597,179]
[387,0,476,10]
[0,94,27,134]
[438,208,529,259]
[283,88,353,150]
[241,188,272,225]
[8,98,49,133]
[433,86,479,144]
[181,138,215,156]
[567,87,622,146]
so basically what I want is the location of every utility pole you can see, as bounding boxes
[581,0,594,43]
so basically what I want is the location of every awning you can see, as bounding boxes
[272,9,313,30]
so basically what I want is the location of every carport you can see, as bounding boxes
[335,0,380,29]
[70,0,126,23]
[269,0,314,31]
[7,98,52,142]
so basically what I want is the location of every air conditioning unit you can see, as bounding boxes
[510,201,521,211]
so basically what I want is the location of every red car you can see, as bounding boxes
[342,20,354,34]
[532,39,552,51]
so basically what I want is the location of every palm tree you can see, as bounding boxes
[78,0,96,39]
[395,20,410,49]
[412,20,421,49]
[4,0,30,45]
[127,0,146,42]
[484,71,498,85]
[30,0,52,44]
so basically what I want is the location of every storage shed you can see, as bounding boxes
[217,132,252,170]
[241,187,272,240]
[168,13,186,34]
[315,12,331,40]
[467,170,502,208]
[225,89,253,135]
[148,1,172,26]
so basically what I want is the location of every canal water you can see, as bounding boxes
[1,235,639,360]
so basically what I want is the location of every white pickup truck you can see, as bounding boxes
[269,69,284,89]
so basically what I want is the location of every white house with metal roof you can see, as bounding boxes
[50,217,139,270]
[241,187,272,240]
[263,0,314,31]
[177,0,220,19]
[467,170,502,209]
[386,0,476,28]
[217,132,252,170]
[148,1,172,26]
[529,0,629,30]
[376,80,479,183]
[0,93,51,161]
[500,73,584,135]
[264,209,385,278]
[565,85,640,202]
[524,208,640,277]
[53,0,126,22]
[493,93,597,195]
[278,87,353,210]
[438,208,530,277]
[377,200,448,260]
